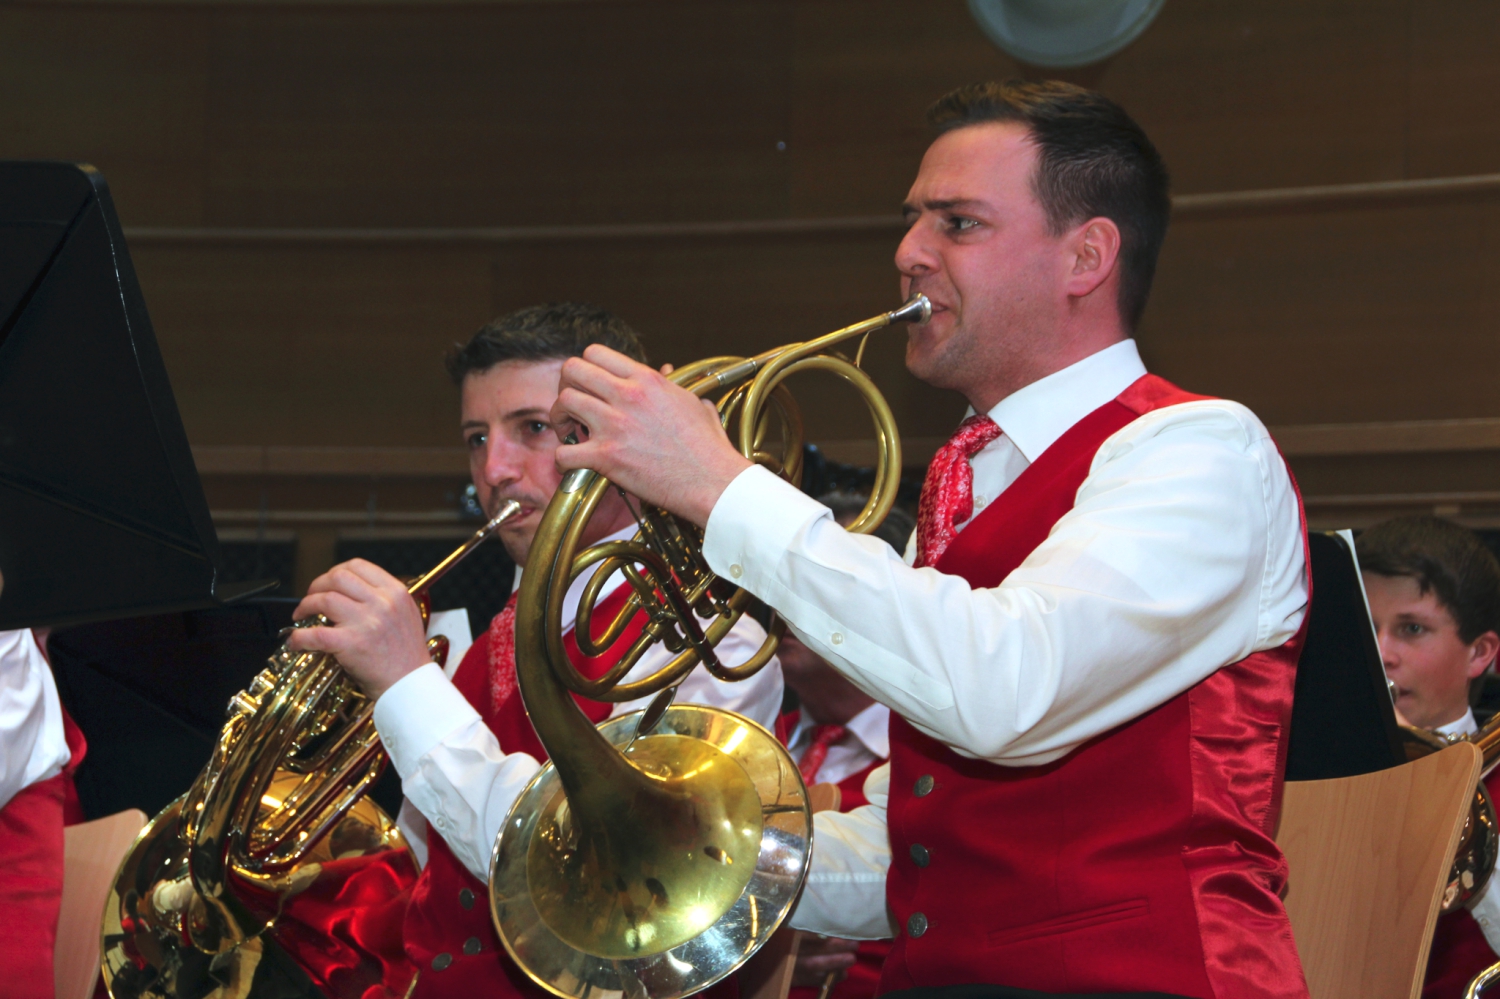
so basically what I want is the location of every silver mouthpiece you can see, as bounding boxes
[889,294,932,326]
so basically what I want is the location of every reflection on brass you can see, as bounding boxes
[490,297,929,999]
[528,735,762,959]
[1406,719,1500,996]
[102,502,522,999]
[1401,723,1500,915]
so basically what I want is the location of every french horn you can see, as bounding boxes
[488,295,930,999]
[103,501,521,999]
[1400,717,1500,999]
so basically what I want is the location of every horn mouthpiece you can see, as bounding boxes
[890,293,932,325]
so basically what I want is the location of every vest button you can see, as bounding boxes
[463,936,483,955]
[432,953,453,971]
[907,912,928,938]
[914,774,935,797]
[459,888,475,910]
[909,843,930,867]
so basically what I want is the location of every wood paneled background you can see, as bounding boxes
[4,0,1499,585]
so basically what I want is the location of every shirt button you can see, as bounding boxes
[907,912,928,938]
[729,563,744,579]
[974,494,988,508]
[914,775,935,797]
[830,632,844,645]
[463,937,482,955]
[432,953,453,971]
[459,888,475,910]
[910,843,930,867]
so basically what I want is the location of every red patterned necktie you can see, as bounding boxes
[798,723,847,783]
[915,414,1003,568]
[487,592,520,717]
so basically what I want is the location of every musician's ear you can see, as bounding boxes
[1467,630,1500,679]
[1064,217,1121,301]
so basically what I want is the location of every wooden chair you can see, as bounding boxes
[54,809,148,999]
[1277,741,1482,999]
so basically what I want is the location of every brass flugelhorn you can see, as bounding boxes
[103,501,522,999]
[488,295,930,999]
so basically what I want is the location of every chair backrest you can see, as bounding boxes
[1277,741,1481,999]
[55,809,147,999]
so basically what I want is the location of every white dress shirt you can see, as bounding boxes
[702,338,1308,939]
[374,523,784,881]
[787,702,890,787]
[0,629,71,811]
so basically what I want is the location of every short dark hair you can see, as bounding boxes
[818,490,916,555]
[927,80,1171,331]
[445,302,647,385]
[1356,516,1500,643]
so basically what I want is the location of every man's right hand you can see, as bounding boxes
[791,935,860,989]
[286,559,430,700]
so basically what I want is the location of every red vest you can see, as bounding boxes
[879,375,1311,999]
[0,702,86,999]
[403,586,641,999]
[1423,770,1500,999]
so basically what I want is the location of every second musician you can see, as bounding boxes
[287,303,783,999]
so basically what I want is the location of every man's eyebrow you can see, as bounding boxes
[460,407,550,431]
[901,198,992,215]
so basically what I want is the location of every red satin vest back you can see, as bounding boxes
[879,374,1312,999]
[404,585,638,999]
[0,699,86,999]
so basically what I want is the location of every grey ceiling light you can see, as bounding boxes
[968,0,1166,68]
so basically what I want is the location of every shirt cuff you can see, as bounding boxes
[703,464,828,593]
[371,662,482,779]
[1471,875,1500,955]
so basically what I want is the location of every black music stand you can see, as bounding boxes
[1285,530,1405,781]
[0,161,271,629]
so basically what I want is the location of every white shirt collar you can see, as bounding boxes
[984,339,1147,463]
[1435,708,1479,739]
[792,700,891,760]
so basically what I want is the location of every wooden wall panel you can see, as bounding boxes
[3,0,1500,564]
[9,1,1499,228]
[487,231,963,442]
[132,245,492,444]
[1143,194,1500,426]
[195,1,799,227]
[1107,0,1414,193]
[0,7,213,224]
[1409,1,1500,177]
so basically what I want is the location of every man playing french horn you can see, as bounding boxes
[545,81,1312,999]
[288,303,782,999]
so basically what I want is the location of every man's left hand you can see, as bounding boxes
[551,345,753,526]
